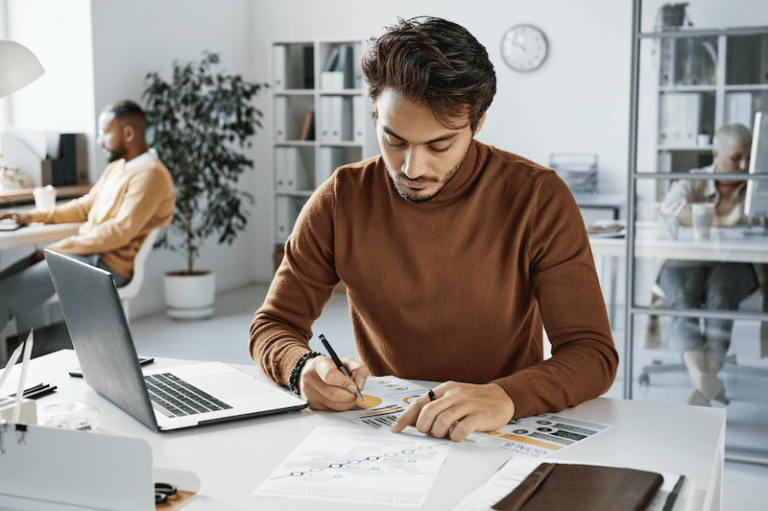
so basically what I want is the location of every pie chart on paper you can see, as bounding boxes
[356,395,383,409]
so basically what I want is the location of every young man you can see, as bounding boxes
[251,17,618,442]
[657,123,758,406]
[0,100,175,337]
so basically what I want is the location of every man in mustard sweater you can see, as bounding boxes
[0,100,175,337]
[251,17,618,441]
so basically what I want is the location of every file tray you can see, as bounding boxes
[0,422,154,510]
[549,153,599,194]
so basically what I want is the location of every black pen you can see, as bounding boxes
[319,334,364,401]
[26,385,57,400]
[662,475,685,511]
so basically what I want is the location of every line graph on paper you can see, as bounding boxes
[253,427,451,507]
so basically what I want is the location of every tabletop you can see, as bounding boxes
[589,223,768,263]
[0,350,726,511]
[0,222,81,251]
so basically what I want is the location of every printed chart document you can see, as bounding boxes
[338,376,612,457]
[452,457,694,511]
[253,426,452,507]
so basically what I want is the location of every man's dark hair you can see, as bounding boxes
[361,16,496,132]
[107,100,147,131]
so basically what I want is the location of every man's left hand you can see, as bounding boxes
[390,381,515,442]
[0,211,32,225]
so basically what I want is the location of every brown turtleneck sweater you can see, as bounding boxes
[251,140,618,418]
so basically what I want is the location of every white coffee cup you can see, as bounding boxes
[691,203,715,240]
[33,185,57,209]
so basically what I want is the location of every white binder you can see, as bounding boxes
[275,196,292,240]
[353,96,367,143]
[320,96,343,142]
[274,96,288,141]
[274,147,299,192]
[272,44,286,90]
[318,147,335,187]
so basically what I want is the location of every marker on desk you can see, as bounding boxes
[319,334,364,401]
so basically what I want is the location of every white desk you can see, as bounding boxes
[0,223,82,364]
[573,192,626,221]
[589,225,768,324]
[1,350,726,511]
[589,224,768,263]
[0,222,81,251]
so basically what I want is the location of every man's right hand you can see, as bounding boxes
[299,356,369,410]
[0,211,32,225]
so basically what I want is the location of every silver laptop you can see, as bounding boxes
[45,249,306,431]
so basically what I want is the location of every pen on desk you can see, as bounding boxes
[319,334,364,401]
[662,474,685,511]
[7,383,57,400]
[0,342,25,392]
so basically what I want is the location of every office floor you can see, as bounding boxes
[22,282,768,510]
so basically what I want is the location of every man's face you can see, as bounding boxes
[714,136,751,175]
[96,111,127,163]
[374,88,483,203]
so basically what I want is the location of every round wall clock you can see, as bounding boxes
[501,24,549,72]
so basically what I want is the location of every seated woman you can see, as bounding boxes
[657,123,758,407]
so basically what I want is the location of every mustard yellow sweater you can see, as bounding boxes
[251,141,618,418]
[30,156,175,279]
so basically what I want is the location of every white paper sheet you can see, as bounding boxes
[253,426,452,507]
[337,376,612,458]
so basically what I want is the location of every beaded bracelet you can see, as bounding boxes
[288,351,322,395]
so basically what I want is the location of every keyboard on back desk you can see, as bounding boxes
[144,373,232,418]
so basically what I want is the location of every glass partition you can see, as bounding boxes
[630,0,768,463]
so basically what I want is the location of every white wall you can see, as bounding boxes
[252,0,634,199]
[5,0,95,162]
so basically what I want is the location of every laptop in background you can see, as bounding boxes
[45,249,307,432]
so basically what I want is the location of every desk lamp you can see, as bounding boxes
[0,39,45,98]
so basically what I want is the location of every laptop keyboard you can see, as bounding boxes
[144,373,232,418]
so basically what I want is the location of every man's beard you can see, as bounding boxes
[106,146,127,163]
[385,163,461,203]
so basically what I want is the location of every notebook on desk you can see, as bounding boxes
[45,249,307,432]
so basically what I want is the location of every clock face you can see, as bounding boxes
[501,24,548,72]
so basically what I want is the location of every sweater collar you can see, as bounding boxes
[418,140,481,204]
[124,148,158,172]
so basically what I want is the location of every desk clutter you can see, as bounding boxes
[0,129,89,188]
[0,421,200,510]
[454,457,691,511]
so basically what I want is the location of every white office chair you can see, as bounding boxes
[639,282,768,386]
[38,228,160,325]
[115,228,160,321]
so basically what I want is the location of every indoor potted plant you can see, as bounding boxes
[143,52,265,319]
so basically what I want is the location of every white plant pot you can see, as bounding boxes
[163,271,216,320]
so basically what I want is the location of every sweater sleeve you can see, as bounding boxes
[46,164,173,255]
[492,173,619,418]
[250,180,340,387]
[28,182,100,224]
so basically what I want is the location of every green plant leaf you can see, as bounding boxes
[142,51,266,274]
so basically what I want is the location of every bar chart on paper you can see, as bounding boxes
[338,376,612,458]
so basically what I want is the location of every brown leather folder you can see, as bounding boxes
[492,463,664,511]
